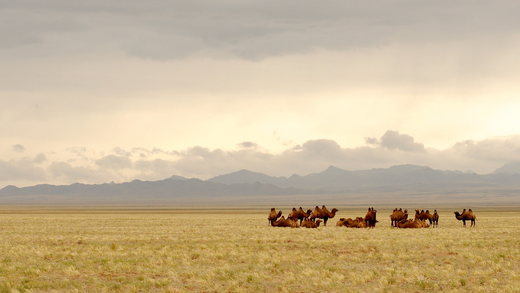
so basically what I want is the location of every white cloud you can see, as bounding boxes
[379,130,426,153]
[95,155,133,170]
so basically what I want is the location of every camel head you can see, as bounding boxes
[454,211,460,216]
[306,209,312,214]
[331,208,338,213]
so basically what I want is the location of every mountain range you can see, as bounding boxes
[2,164,520,205]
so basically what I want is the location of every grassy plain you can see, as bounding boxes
[1,207,520,292]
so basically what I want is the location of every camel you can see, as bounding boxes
[268,208,282,226]
[390,208,408,227]
[414,209,434,225]
[337,217,366,228]
[364,207,377,228]
[288,207,313,224]
[432,210,439,228]
[301,218,322,228]
[454,209,476,227]
[309,205,338,226]
[397,219,423,229]
[418,219,430,228]
[270,216,299,228]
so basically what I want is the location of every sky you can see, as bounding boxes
[2,1,520,187]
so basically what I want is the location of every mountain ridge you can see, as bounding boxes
[2,163,520,205]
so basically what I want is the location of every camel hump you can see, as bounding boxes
[469,209,473,212]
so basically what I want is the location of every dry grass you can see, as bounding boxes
[1,208,520,292]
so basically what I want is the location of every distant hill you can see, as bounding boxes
[2,163,520,205]
[493,162,520,175]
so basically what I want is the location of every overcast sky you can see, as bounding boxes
[2,1,520,187]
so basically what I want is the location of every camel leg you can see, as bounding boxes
[324,217,328,226]
[463,219,466,227]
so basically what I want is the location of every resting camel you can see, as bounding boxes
[390,208,408,227]
[309,205,338,226]
[301,218,322,228]
[397,219,423,229]
[454,209,476,227]
[288,207,313,224]
[364,207,377,228]
[270,216,299,228]
[337,217,366,228]
[432,210,439,228]
[268,208,282,226]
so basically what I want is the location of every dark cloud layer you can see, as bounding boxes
[2,1,519,60]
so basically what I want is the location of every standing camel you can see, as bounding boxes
[309,205,338,226]
[454,209,476,227]
[390,208,408,227]
[288,207,313,225]
[432,210,439,228]
[364,207,377,228]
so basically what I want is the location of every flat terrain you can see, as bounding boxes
[1,207,520,292]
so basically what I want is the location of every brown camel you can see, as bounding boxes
[337,217,366,228]
[288,207,313,224]
[310,205,338,226]
[364,207,377,228]
[418,219,430,228]
[414,209,434,225]
[301,218,322,228]
[432,210,439,228]
[454,209,476,227]
[397,219,423,229]
[270,216,299,228]
[268,208,282,226]
[390,208,408,227]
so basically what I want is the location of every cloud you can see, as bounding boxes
[237,141,258,149]
[379,130,426,153]
[364,137,379,146]
[95,155,132,170]
[451,135,520,162]
[2,1,520,60]
[33,153,47,164]
[5,132,520,187]
[12,144,25,152]
[48,162,115,183]
[0,159,46,181]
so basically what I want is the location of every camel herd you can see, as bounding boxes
[268,207,477,229]
[268,206,337,228]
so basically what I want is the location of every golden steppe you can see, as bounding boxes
[1,207,519,292]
